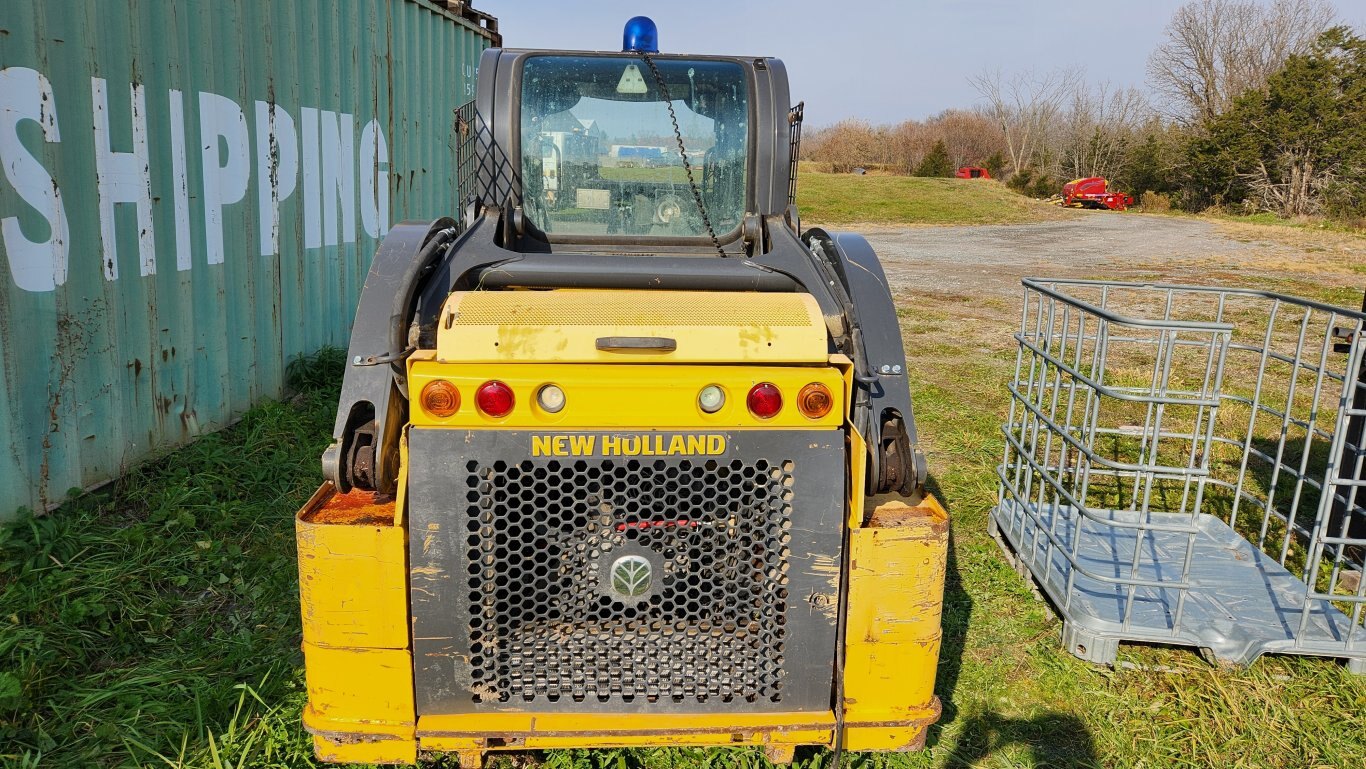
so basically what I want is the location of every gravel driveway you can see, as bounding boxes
[864,211,1364,304]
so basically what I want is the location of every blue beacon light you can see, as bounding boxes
[622,16,659,53]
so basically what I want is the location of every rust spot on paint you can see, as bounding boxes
[868,499,949,535]
[130,358,142,376]
[303,489,396,526]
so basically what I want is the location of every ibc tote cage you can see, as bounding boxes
[991,278,1366,672]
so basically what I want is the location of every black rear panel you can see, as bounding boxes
[408,429,845,714]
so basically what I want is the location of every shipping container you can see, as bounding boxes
[0,0,499,518]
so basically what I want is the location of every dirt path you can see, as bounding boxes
[866,212,1366,307]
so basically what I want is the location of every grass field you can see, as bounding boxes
[795,172,1068,227]
[3,182,1366,768]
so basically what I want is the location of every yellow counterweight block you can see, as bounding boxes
[841,496,949,751]
[296,471,417,763]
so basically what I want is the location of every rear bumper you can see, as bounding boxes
[302,706,941,765]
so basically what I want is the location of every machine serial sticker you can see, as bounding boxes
[530,433,727,458]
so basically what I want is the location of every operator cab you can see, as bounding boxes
[520,54,747,239]
[326,17,922,508]
[471,17,795,255]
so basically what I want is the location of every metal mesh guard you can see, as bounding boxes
[462,457,794,705]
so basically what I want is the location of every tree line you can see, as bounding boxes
[802,0,1365,222]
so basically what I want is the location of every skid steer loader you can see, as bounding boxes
[295,17,948,765]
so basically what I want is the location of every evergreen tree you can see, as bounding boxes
[914,140,954,178]
[1125,133,1178,197]
[1184,27,1366,217]
[983,151,1007,178]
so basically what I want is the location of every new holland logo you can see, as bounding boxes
[531,433,727,458]
[609,555,653,598]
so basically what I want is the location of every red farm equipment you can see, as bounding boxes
[1062,177,1133,210]
[956,166,991,179]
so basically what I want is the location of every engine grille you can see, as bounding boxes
[461,457,793,706]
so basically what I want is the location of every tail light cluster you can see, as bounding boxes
[421,380,518,418]
[421,379,836,420]
[743,381,833,420]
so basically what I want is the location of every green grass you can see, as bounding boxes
[796,173,1064,227]
[4,320,1366,767]
[0,352,343,768]
[1151,207,1366,238]
[1220,211,1366,234]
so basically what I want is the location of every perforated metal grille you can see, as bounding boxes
[461,457,794,705]
[452,290,816,327]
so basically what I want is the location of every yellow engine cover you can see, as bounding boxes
[435,289,829,364]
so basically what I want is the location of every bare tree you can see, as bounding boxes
[1147,0,1335,125]
[1243,154,1333,216]
[1060,82,1153,180]
[934,109,1007,170]
[805,119,879,173]
[969,68,1079,174]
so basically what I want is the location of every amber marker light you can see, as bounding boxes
[421,380,460,418]
[797,382,833,419]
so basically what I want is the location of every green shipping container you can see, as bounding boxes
[0,1,499,518]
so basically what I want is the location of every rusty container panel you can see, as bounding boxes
[0,1,497,518]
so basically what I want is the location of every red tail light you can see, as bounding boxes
[475,380,515,417]
[747,382,782,419]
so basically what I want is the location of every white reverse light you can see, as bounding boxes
[537,384,567,413]
[698,385,725,413]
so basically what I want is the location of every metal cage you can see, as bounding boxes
[991,278,1366,672]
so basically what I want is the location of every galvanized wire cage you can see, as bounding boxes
[991,278,1366,672]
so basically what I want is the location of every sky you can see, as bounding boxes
[476,0,1366,127]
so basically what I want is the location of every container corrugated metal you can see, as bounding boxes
[0,0,498,518]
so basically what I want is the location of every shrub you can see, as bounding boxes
[1006,168,1035,193]
[983,151,1007,178]
[1140,191,1172,212]
[1027,173,1059,199]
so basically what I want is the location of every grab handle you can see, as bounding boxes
[595,336,677,353]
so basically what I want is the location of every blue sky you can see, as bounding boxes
[477,0,1366,127]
